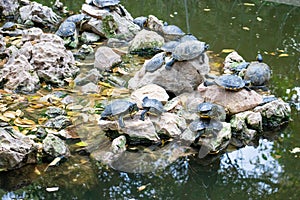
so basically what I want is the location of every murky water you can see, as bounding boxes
[1,0,299,199]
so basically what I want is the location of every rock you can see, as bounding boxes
[45,107,67,118]
[253,99,291,128]
[99,113,160,143]
[80,82,100,94]
[146,15,164,33]
[129,53,210,96]
[198,122,231,158]
[128,29,164,54]
[94,46,122,71]
[0,35,5,52]
[0,54,40,93]
[230,111,262,147]
[19,1,61,27]
[223,51,245,71]
[44,116,72,130]
[0,126,37,171]
[42,133,70,158]
[106,38,129,48]
[81,31,101,43]
[198,84,263,114]
[74,68,102,86]
[111,135,127,154]
[81,3,109,19]
[151,112,187,137]
[0,0,19,16]
[130,84,169,108]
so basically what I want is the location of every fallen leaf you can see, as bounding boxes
[290,147,300,154]
[242,26,250,31]
[137,183,150,192]
[278,53,289,57]
[203,8,211,11]
[221,49,235,53]
[243,3,255,6]
[75,141,88,147]
[256,16,262,21]
[3,111,16,119]
[34,167,41,175]
[46,187,59,192]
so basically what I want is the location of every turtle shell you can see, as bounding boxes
[56,21,76,37]
[1,22,17,31]
[162,25,185,41]
[197,102,226,121]
[101,100,138,119]
[144,52,165,72]
[142,97,165,114]
[65,14,90,24]
[172,40,209,61]
[244,62,271,86]
[92,0,120,8]
[161,41,180,53]
[215,74,245,91]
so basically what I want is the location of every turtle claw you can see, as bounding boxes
[118,116,125,128]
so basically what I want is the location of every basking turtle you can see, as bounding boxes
[140,97,165,120]
[55,21,76,37]
[162,25,185,41]
[228,62,250,75]
[92,0,120,8]
[165,40,209,70]
[144,52,166,72]
[204,74,250,91]
[160,41,180,54]
[133,16,148,29]
[65,14,91,25]
[189,118,223,142]
[244,62,271,87]
[1,22,18,31]
[100,100,139,128]
[197,102,226,121]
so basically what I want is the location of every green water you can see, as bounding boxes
[1,0,299,199]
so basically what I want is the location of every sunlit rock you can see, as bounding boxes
[19,1,61,27]
[0,0,19,16]
[94,46,122,71]
[198,84,263,114]
[44,116,72,130]
[0,126,37,171]
[223,51,245,72]
[130,84,169,108]
[128,29,164,54]
[146,15,164,33]
[74,68,102,86]
[42,133,70,158]
[80,82,100,94]
[111,135,127,154]
[129,53,209,96]
[253,99,291,128]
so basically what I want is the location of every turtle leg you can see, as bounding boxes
[118,116,125,128]
[165,58,176,70]
[140,109,149,121]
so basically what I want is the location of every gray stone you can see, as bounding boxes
[111,135,126,154]
[0,0,19,16]
[0,127,37,171]
[45,107,67,118]
[198,84,263,114]
[129,53,210,96]
[146,15,164,33]
[94,46,122,71]
[128,29,164,53]
[42,133,70,158]
[80,82,100,94]
[74,68,102,86]
[81,31,101,43]
[44,116,72,130]
[130,84,169,108]
[253,99,291,128]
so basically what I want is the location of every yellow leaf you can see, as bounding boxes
[99,82,113,88]
[0,115,11,122]
[278,53,289,57]
[203,8,211,12]
[14,117,36,126]
[101,88,114,96]
[30,103,45,109]
[256,17,262,21]
[75,141,88,147]
[16,109,23,117]
[34,167,41,175]
[243,3,255,6]
[3,111,16,119]
[221,49,235,53]
[38,117,48,125]
[242,26,250,31]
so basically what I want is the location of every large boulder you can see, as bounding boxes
[42,133,70,158]
[0,127,37,171]
[128,53,210,96]
[198,84,263,114]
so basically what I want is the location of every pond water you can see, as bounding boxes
[1,0,299,199]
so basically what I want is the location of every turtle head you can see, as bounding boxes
[204,43,210,51]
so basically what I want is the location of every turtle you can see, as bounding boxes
[65,14,91,25]
[197,102,226,121]
[144,52,166,72]
[1,22,18,31]
[162,25,185,41]
[100,100,139,128]
[133,16,148,29]
[165,40,209,70]
[140,97,165,121]
[160,41,180,54]
[204,74,250,91]
[91,0,120,8]
[55,21,76,37]
[244,62,271,88]
[227,62,250,75]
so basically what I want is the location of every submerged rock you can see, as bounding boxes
[0,127,37,171]
[42,133,70,158]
